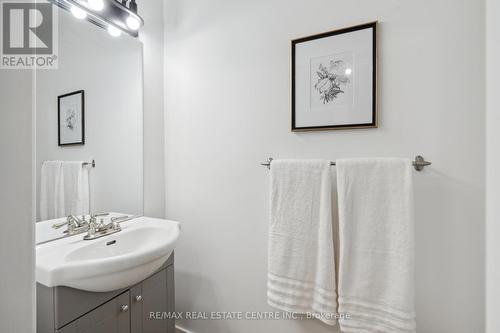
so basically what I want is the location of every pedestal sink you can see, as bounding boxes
[36,217,180,292]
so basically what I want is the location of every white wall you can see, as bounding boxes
[486,0,500,331]
[140,0,166,219]
[0,71,34,332]
[36,9,143,220]
[164,0,485,332]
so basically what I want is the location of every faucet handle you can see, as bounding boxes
[87,218,98,236]
[91,213,110,218]
[89,214,98,225]
[52,220,69,229]
[53,215,78,229]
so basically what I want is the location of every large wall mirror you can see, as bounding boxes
[35,6,143,244]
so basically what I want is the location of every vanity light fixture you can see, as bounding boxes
[49,0,144,38]
[70,5,87,19]
[88,0,105,11]
[107,25,122,37]
[126,15,141,31]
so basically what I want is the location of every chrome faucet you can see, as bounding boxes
[53,215,88,235]
[52,213,112,236]
[84,216,121,240]
[51,213,132,240]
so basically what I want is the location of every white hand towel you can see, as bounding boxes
[40,161,65,221]
[268,160,337,326]
[61,161,90,217]
[336,158,416,333]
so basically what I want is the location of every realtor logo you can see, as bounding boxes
[1,0,58,69]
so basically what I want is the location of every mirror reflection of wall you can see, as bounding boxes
[35,6,143,223]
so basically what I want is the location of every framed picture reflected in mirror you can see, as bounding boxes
[58,90,85,146]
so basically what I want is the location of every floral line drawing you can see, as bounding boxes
[65,109,77,131]
[314,60,350,104]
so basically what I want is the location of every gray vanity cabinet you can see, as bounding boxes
[57,292,130,333]
[134,266,175,333]
[38,254,175,333]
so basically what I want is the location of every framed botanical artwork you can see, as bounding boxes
[58,90,85,146]
[291,22,377,131]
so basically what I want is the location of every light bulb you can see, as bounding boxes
[107,25,122,37]
[71,5,87,19]
[345,68,352,75]
[126,15,140,30]
[88,0,104,11]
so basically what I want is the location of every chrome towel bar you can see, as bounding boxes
[82,160,96,168]
[261,155,431,172]
[42,160,96,168]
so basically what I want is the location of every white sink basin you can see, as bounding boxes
[36,217,180,292]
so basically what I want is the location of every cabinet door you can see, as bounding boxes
[57,292,130,333]
[141,267,175,333]
[130,284,143,333]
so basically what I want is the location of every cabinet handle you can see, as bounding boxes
[120,305,129,313]
[135,295,143,303]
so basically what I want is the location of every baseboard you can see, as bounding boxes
[176,325,195,333]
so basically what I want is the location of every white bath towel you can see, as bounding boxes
[268,160,337,326]
[40,161,65,220]
[40,161,90,220]
[336,158,416,333]
[61,161,90,217]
